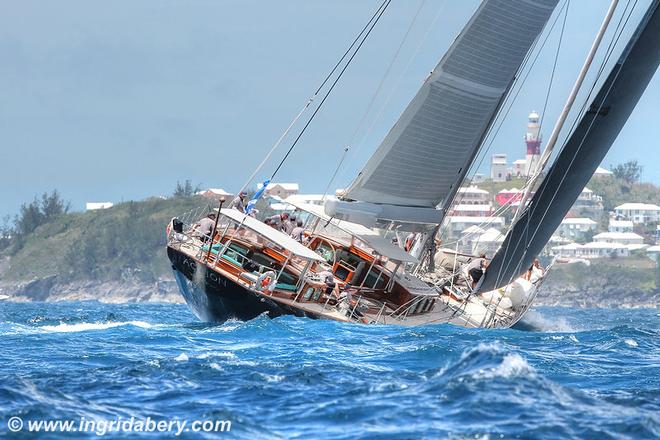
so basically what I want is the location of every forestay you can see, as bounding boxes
[343,0,558,215]
[478,1,660,292]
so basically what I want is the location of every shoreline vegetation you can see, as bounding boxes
[1,178,658,308]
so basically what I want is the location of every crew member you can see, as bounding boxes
[290,219,305,242]
[466,253,487,289]
[193,213,216,242]
[229,191,248,213]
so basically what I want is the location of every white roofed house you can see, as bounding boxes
[444,216,505,242]
[470,228,506,256]
[580,241,630,259]
[593,166,614,177]
[196,188,233,200]
[86,202,113,211]
[614,203,660,224]
[551,242,583,259]
[512,159,527,177]
[491,154,508,182]
[556,217,598,240]
[593,231,644,245]
[258,182,300,199]
[608,219,634,233]
[568,187,603,219]
[456,186,490,205]
[449,204,493,217]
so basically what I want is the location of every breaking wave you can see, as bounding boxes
[40,321,154,333]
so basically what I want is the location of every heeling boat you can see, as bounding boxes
[167,0,659,327]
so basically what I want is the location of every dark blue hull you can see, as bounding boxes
[167,247,319,323]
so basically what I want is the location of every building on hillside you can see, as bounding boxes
[614,203,660,224]
[512,159,527,177]
[593,231,644,245]
[552,242,631,259]
[495,188,524,207]
[593,166,613,177]
[470,228,506,256]
[491,154,508,182]
[196,188,233,200]
[449,204,493,217]
[609,219,634,233]
[86,202,113,211]
[456,186,490,205]
[568,187,603,218]
[551,243,583,259]
[257,182,300,199]
[646,245,660,263]
[444,216,505,241]
[556,218,598,240]
[580,242,630,258]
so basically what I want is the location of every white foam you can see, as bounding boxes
[196,351,237,360]
[519,310,578,333]
[475,353,535,379]
[174,353,189,362]
[259,373,284,383]
[208,362,223,371]
[41,321,153,333]
[624,338,638,347]
[569,335,579,343]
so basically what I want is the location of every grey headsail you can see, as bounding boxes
[329,0,558,226]
[478,0,660,293]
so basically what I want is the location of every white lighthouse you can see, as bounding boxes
[524,111,542,176]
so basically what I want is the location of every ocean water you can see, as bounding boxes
[0,302,657,439]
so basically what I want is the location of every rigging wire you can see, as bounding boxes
[537,0,570,146]
[321,0,428,201]
[333,0,449,190]
[269,0,393,180]
[234,0,391,197]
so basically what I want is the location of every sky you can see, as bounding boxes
[1,0,658,218]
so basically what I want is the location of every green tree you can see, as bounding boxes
[0,215,12,251]
[173,180,200,198]
[40,190,70,220]
[14,198,44,237]
[612,160,643,184]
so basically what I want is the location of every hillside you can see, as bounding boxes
[0,196,210,283]
[587,175,660,211]
[0,180,658,306]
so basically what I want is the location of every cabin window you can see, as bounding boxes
[363,270,387,290]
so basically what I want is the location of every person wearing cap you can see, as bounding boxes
[229,191,248,213]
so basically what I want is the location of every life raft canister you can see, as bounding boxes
[256,271,277,294]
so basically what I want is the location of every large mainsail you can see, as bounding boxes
[479,0,660,293]
[331,0,558,226]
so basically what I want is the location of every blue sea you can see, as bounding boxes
[0,302,657,439]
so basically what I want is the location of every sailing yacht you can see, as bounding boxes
[166,0,659,328]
